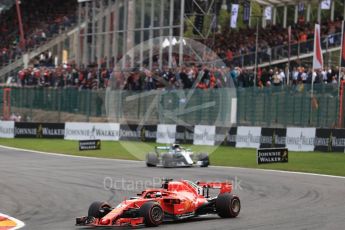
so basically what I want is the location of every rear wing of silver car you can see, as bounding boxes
[154,145,192,154]
[155,146,171,150]
[155,146,170,154]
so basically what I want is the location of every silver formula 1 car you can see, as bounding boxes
[145,144,210,168]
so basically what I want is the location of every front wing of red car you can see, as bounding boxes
[76,215,145,227]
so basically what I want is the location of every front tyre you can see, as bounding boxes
[88,201,112,218]
[146,153,159,167]
[216,193,241,218]
[197,153,210,167]
[140,202,164,227]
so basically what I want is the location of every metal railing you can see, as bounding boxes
[230,32,342,68]
[206,32,342,68]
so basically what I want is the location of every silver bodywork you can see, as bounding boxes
[146,145,209,168]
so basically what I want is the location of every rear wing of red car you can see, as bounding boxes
[196,181,232,196]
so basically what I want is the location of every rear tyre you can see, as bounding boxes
[88,201,111,218]
[140,202,164,227]
[146,153,158,167]
[216,193,241,218]
[197,153,210,167]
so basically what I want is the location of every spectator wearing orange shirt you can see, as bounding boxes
[299,31,308,53]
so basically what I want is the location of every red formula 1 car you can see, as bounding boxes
[76,179,241,227]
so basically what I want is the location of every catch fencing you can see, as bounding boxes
[0,84,341,128]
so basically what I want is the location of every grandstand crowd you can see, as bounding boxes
[211,18,343,66]
[0,0,76,67]
[11,63,344,91]
[14,65,234,90]
[1,1,344,90]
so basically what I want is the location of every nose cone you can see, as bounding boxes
[100,218,110,225]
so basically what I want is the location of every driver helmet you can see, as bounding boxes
[172,144,181,151]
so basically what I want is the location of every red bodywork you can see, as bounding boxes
[76,180,232,227]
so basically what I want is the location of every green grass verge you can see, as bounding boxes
[0,138,344,177]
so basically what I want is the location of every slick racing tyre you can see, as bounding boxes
[216,193,241,218]
[88,201,112,218]
[197,153,210,167]
[140,202,164,227]
[162,154,174,168]
[146,152,159,167]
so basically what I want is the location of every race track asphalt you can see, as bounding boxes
[0,147,344,230]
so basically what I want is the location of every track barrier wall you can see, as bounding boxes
[1,121,345,152]
[1,84,340,127]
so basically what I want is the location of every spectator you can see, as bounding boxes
[272,71,282,86]
[0,0,76,67]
